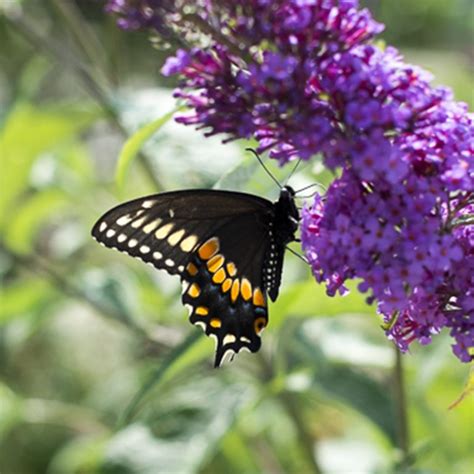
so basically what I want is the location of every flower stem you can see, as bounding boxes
[257,354,322,474]
[394,347,412,469]
[5,12,164,191]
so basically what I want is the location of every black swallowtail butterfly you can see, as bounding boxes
[91,186,299,366]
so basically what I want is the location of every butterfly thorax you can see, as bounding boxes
[264,186,299,301]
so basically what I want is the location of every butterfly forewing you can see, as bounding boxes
[92,190,277,366]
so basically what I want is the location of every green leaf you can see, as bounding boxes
[285,323,397,444]
[115,108,179,191]
[0,102,98,230]
[314,363,397,443]
[0,383,23,441]
[120,329,203,425]
[271,278,374,327]
[4,189,69,254]
[0,278,56,324]
[449,364,474,409]
[218,430,261,473]
[105,380,252,474]
[48,435,108,474]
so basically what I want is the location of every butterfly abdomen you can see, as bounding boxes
[264,186,300,301]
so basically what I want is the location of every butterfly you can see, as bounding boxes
[91,186,299,366]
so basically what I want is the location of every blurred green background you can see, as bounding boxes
[0,1,473,473]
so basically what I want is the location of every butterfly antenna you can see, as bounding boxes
[285,158,302,185]
[285,245,309,265]
[294,182,327,195]
[246,148,282,189]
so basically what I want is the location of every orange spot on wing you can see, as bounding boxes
[210,318,222,328]
[254,317,267,335]
[226,262,237,276]
[222,278,232,293]
[188,283,201,298]
[198,237,219,260]
[253,287,266,307]
[195,306,209,316]
[241,278,252,301]
[186,263,198,276]
[212,268,226,284]
[207,254,224,273]
[231,279,240,303]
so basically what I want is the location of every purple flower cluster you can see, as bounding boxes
[105,0,173,33]
[105,0,474,361]
[300,67,473,362]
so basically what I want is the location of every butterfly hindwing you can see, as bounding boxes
[180,217,272,367]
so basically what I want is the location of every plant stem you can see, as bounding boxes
[280,391,323,474]
[5,13,164,191]
[6,246,170,350]
[394,347,411,469]
[48,0,112,87]
[258,354,323,474]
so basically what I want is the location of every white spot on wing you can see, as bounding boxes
[185,304,193,316]
[106,229,116,238]
[180,234,198,252]
[169,209,175,218]
[140,245,150,254]
[223,334,237,345]
[99,222,107,232]
[153,251,163,260]
[143,219,162,234]
[131,216,146,229]
[155,223,174,239]
[194,321,206,331]
[167,229,185,246]
[165,259,174,267]
[142,200,156,208]
[128,239,138,248]
[240,337,251,343]
[221,349,235,365]
[118,234,127,243]
[181,281,189,294]
[117,215,132,226]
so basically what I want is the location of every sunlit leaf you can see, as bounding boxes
[115,108,179,191]
[48,435,108,474]
[449,364,474,409]
[4,189,69,254]
[271,279,374,327]
[0,103,98,230]
[0,383,23,441]
[0,278,56,324]
[218,430,260,473]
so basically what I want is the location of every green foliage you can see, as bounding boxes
[115,107,180,192]
[0,2,472,474]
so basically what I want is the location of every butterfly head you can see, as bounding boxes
[276,185,299,241]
